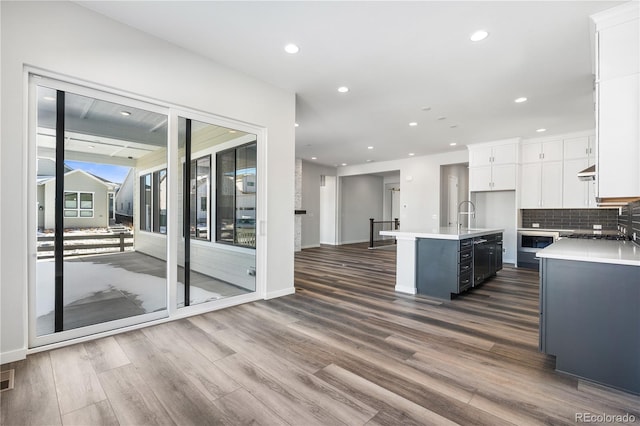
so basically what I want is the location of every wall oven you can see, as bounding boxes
[517,230,559,269]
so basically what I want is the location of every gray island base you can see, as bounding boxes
[380,228,504,299]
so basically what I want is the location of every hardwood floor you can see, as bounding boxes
[2,243,638,425]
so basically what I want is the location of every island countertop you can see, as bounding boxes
[380,227,504,240]
[536,238,640,266]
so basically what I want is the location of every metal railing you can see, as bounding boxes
[369,218,400,249]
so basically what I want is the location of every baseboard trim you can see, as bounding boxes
[395,284,417,295]
[0,348,27,365]
[265,287,295,300]
[301,244,321,249]
[338,239,369,245]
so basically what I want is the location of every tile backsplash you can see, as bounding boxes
[617,200,640,241]
[521,208,618,230]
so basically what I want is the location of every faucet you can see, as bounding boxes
[457,200,476,230]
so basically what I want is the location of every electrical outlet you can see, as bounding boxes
[532,223,540,228]
[593,224,602,230]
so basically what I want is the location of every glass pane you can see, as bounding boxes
[158,170,167,234]
[34,86,168,337]
[235,144,256,248]
[192,156,210,241]
[140,174,152,232]
[178,118,257,308]
[64,192,77,209]
[216,150,235,244]
[79,193,93,209]
[35,85,57,336]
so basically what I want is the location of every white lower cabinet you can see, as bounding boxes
[520,162,563,208]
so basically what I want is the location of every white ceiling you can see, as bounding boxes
[77,1,620,167]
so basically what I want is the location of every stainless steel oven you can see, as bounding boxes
[517,230,559,269]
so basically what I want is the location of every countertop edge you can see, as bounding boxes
[380,228,504,240]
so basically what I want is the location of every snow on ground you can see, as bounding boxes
[36,260,221,317]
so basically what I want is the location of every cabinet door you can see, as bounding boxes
[599,74,640,198]
[540,161,563,208]
[541,140,563,162]
[563,136,591,160]
[563,158,589,207]
[468,146,493,167]
[521,143,541,163]
[491,164,516,191]
[469,166,492,191]
[598,18,640,81]
[520,163,541,208]
[492,144,517,165]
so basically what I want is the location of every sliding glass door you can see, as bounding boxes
[177,117,257,307]
[32,77,169,343]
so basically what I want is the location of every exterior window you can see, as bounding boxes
[190,156,210,241]
[216,143,256,248]
[63,191,93,218]
[139,169,167,234]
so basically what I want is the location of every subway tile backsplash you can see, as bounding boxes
[618,200,640,241]
[522,208,618,230]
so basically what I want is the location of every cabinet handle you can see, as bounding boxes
[461,279,470,284]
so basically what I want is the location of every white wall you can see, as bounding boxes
[0,1,295,362]
[320,176,337,245]
[439,164,470,227]
[339,175,384,244]
[300,160,337,248]
[339,150,470,232]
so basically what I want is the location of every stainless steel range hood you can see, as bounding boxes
[577,164,596,181]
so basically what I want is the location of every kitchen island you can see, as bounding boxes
[380,227,503,298]
[537,238,640,395]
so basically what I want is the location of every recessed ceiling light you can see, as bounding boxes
[470,30,489,42]
[366,159,373,163]
[284,43,299,54]
[409,122,418,127]
[120,111,132,116]
[341,163,347,166]
[514,97,528,103]
[88,145,95,149]
[294,123,299,127]
[437,116,447,121]
[408,153,415,156]
[367,146,374,150]
[43,96,56,101]
[536,128,547,132]
[337,86,349,93]
[450,142,457,146]
[421,106,432,111]
[229,130,236,134]
[311,157,317,160]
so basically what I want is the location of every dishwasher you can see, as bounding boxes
[473,237,490,286]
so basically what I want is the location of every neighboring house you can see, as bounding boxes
[114,167,135,222]
[37,166,119,230]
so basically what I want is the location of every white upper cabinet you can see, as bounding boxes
[468,139,519,192]
[521,139,563,163]
[563,157,597,207]
[520,161,563,208]
[592,3,640,199]
[563,136,594,160]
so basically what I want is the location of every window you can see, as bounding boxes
[139,169,167,233]
[189,156,211,241]
[216,143,256,248]
[64,191,93,218]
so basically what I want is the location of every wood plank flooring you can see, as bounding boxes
[2,243,639,425]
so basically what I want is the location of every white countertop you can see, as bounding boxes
[380,227,504,240]
[536,238,640,266]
